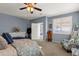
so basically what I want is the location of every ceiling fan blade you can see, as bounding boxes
[19,7,27,10]
[33,7,42,11]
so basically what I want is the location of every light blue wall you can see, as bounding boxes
[0,13,31,34]
[47,11,79,43]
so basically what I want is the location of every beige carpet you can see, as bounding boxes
[36,41,72,56]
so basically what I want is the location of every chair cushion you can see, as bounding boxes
[0,36,7,50]
[2,33,14,44]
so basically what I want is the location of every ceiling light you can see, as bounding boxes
[27,7,33,13]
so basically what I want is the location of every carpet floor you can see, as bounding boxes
[36,41,72,56]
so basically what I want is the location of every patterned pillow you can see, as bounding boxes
[0,36,8,50]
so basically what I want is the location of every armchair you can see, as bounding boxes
[61,31,78,52]
[61,38,75,52]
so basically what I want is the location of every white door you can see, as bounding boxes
[31,23,43,40]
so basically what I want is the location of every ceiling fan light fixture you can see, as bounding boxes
[27,7,34,13]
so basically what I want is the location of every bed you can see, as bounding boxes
[0,39,43,56]
[0,34,43,56]
[0,45,17,56]
[0,32,44,56]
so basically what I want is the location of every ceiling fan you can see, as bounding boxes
[19,3,42,14]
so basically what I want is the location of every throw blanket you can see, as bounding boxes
[12,39,42,56]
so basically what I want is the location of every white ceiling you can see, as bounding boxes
[0,3,79,20]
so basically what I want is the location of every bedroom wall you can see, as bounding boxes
[47,11,79,43]
[0,13,31,34]
[30,11,79,42]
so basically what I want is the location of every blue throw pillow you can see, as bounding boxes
[2,33,13,44]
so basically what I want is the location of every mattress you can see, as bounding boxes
[0,45,17,56]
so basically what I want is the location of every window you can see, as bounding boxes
[53,16,72,34]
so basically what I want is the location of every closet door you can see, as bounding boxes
[31,23,43,40]
[31,23,40,40]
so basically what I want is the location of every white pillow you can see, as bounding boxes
[0,36,8,50]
